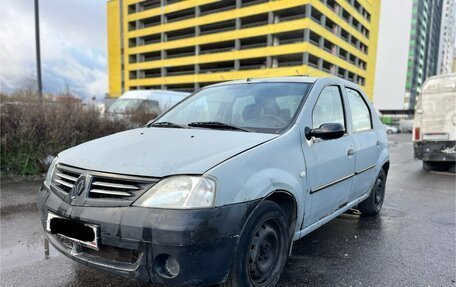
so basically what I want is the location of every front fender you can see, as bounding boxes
[237,168,302,202]
[206,126,307,236]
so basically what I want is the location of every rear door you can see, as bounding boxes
[303,85,356,225]
[345,88,379,202]
[419,85,456,141]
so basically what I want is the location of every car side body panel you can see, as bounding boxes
[295,79,356,227]
[207,77,389,242]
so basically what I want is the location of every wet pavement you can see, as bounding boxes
[1,134,455,286]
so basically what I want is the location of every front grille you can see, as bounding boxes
[52,233,142,267]
[88,176,153,199]
[52,165,82,193]
[51,164,159,205]
[82,245,140,264]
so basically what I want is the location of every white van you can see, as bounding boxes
[106,90,190,119]
[413,73,456,171]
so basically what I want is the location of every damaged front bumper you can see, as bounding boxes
[37,184,259,286]
[414,140,456,162]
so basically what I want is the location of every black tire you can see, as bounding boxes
[423,161,448,171]
[387,130,393,134]
[358,169,386,216]
[422,161,432,171]
[226,201,290,287]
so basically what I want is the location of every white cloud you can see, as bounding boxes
[49,55,108,97]
[0,0,107,99]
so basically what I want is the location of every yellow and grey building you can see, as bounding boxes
[107,0,380,99]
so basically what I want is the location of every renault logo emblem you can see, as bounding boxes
[70,175,86,199]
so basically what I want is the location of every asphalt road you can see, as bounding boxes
[1,134,455,287]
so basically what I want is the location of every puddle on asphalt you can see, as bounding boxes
[1,236,60,269]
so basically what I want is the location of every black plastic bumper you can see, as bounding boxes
[414,140,456,162]
[37,185,260,286]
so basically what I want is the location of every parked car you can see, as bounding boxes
[413,73,456,172]
[399,119,414,133]
[106,89,189,123]
[384,124,399,134]
[38,77,389,287]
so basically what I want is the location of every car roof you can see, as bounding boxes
[204,76,361,89]
[206,76,319,88]
[205,76,369,100]
[421,73,456,94]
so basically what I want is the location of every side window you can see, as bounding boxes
[312,86,345,129]
[346,88,372,132]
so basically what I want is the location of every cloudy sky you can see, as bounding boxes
[0,0,107,99]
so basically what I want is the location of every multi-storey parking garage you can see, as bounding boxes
[107,0,380,98]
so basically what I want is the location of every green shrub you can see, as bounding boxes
[1,92,130,175]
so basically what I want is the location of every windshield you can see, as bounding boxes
[155,82,312,134]
[108,99,160,114]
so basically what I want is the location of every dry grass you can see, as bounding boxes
[1,91,131,175]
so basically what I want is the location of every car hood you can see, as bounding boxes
[58,127,277,177]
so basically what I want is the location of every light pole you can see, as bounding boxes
[34,0,43,99]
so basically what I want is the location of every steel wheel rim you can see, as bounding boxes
[248,219,282,286]
[374,177,385,207]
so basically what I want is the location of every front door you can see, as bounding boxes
[303,85,356,225]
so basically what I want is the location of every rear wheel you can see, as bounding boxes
[226,201,290,287]
[423,161,449,171]
[358,169,386,216]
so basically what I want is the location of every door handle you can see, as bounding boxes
[347,148,355,156]
[376,140,381,146]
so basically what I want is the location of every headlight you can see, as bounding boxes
[45,157,58,187]
[133,176,216,209]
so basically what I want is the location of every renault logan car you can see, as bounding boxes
[38,77,389,287]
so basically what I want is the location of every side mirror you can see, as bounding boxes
[305,123,345,140]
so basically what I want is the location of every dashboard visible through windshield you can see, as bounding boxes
[154,82,312,134]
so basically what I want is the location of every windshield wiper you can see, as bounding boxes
[149,121,187,129]
[188,121,251,132]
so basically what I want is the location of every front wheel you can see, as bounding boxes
[226,201,290,287]
[358,169,386,216]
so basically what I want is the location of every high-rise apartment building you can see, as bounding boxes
[374,0,445,110]
[404,0,443,109]
[437,0,456,75]
[107,0,380,99]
